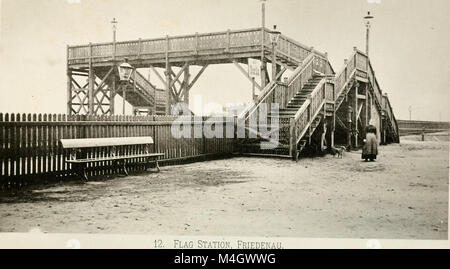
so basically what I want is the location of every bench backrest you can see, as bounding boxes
[60,136,154,149]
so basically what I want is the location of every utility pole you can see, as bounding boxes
[409,106,412,121]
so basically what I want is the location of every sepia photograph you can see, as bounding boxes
[0,0,449,250]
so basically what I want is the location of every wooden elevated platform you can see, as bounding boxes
[66,27,399,160]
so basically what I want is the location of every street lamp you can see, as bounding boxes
[364,11,374,56]
[270,25,281,82]
[118,58,134,115]
[270,25,281,45]
[118,58,133,82]
[111,18,118,61]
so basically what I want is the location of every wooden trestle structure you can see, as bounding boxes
[67,27,399,160]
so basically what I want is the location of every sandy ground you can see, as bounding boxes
[0,136,448,240]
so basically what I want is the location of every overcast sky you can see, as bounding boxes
[0,0,449,121]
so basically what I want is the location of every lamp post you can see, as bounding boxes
[109,18,118,115]
[270,25,281,82]
[111,18,118,61]
[364,11,374,56]
[118,58,134,115]
[260,0,266,88]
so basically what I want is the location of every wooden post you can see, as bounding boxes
[66,45,72,115]
[88,43,94,115]
[122,84,126,115]
[67,69,72,115]
[252,77,256,101]
[153,86,157,115]
[331,104,336,148]
[110,76,116,115]
[354,83,358,147]
[271,43,277,82]
[260,2,266,89]
[364,83,369,134]
[165,35,171,115]
[183,65,190,106]
[347,105,352,150]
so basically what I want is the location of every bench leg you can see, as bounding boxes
[122,160,128,176]
[144,158,160,173]
[155,160,160,172]
[82,167,88,181]
[75,163,88,181]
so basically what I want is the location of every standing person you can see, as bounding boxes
[362,125,378,162]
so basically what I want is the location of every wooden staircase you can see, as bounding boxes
[239,52,331,159]
[99,69,167,115]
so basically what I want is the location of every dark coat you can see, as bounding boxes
[362,132,378,156]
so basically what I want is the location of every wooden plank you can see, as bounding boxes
[5,113,11,178]
[10,114,16,178]
[20,114,26,178]
[43,114,48,175]
[37,114,42,175]
[52,114,57,173]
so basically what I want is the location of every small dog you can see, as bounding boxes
[330,145,347,158]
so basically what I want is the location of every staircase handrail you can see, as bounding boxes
[333,50,358,101]
[239,53,316,120]
[290,77,327,148]
[132,70,157,105]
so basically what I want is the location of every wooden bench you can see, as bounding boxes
[59,136,164,181]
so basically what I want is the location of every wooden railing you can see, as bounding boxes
[68,27,322,65]
[0,113,236,185]
[131,70,157,105]
[333,50,358,101]
[240,52,328,121]
[289,78,327,156]
[366,60,383,111]
[333,49,398,138]
[382,95,398,136]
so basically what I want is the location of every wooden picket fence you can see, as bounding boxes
[0,113,237,188]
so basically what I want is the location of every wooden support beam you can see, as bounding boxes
[88,49,94,115]
[335,115,348,130]
[354,84,359,147]
[67,69,72,115]
[357,94,366,99]
[110,78,116,115]
[365,84,369,127]
[183,65,190,105]
[275,66,287,82]
[232,60,262,91]
[264,65,270,85]
[94,66,114,95]
[357,103,364,121]
[149,65,166,85]
[70,77,83,90]
[188,64,208,90]
[169,70,184,90]
[169,63,188,89]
